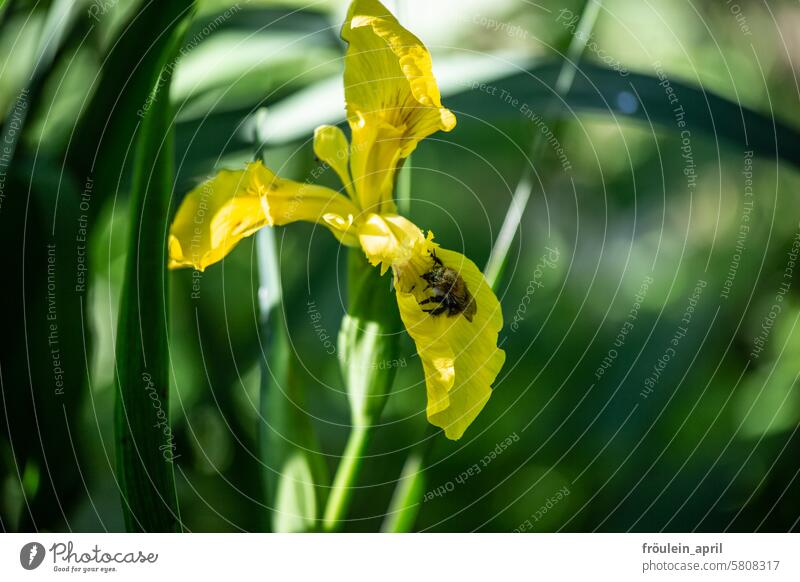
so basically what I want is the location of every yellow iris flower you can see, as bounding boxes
[168,0,505,440]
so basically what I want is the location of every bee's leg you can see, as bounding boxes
[425,305,448,316]
[419,297,443,306]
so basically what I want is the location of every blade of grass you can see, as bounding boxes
[381,444,425,532]
[114,8,194,532]
[381,0,603,533]
[484,0,603,287]
[0,0,14,26]
[66,0,196,225]
[206,58,800,174]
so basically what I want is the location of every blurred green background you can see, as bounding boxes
[1,0,800,532]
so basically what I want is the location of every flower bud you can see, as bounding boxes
[338,249,401,426]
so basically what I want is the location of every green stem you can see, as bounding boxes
[254,142,283,498]
[255,226,285,532]
[324,250,398,530]
[397,155,412,215]
[323,423,370,531]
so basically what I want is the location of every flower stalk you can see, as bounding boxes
[323,424,371,531]
[323,249,401,531]
[255,225,286,531]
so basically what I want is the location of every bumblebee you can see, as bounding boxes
[418,252,477,322]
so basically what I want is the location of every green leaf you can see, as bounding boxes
[381,436,431,533]
[114,6,195,532]
[67,0,196,224]
[1,0,83,160]
[494,61,800,169]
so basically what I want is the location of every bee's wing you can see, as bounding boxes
[463,290,477,322]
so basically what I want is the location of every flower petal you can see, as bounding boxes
[342,0,456,213]
[169,160,361,271]
[395,247,505,440]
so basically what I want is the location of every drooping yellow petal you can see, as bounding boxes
[169,160,361,271]
[395,247,505,440]
[342,0,456,213]
[313,125,355,199]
